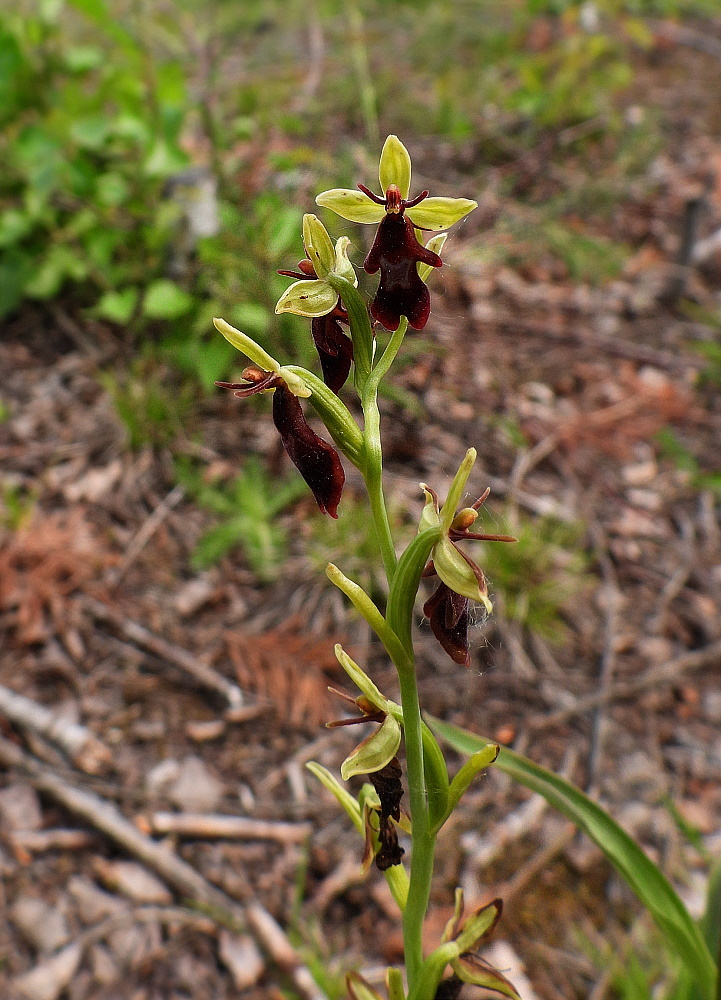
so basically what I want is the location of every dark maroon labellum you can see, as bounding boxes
[311,310,353,393]
[423,582,470,668]
[368,755,405,871]
[272,385,345,518]
[364,213,441,331]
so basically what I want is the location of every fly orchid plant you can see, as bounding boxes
[211,136,721,1000]
[213,136,518,1000]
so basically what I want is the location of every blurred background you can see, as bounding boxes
[1,1,721,998]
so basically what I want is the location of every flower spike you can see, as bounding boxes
[420,450,516,666]
[316,135,476,331]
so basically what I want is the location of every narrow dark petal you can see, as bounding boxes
[423,582,470,667]
[364,214,442,331]
[450,529,517,543]
[272,386,344,518]
[311,313,353,393]
[216,370,282,397]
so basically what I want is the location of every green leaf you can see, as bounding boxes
[142,280,194,320]
[428,717,717,1000]
[95,287,138,324]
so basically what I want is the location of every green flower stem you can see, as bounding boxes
[361,391,398,583]
[365,317,408,397]
[397,655,435,991]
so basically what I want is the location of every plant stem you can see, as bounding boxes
[358,318,436,995]
[361,390,397,583]
[397,655,435,992]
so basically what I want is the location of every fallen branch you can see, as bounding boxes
[0,683,111,775]
[83,596,244,710]
[144,812,312,843]
[0,734,326,1000]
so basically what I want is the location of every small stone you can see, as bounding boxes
[185,719,226,742]
[11,896,71,953]
[89,944,118,986]
[146,758,180,794]
[703,690,721,723]
[175,576,216,617]
[218,931,265,990]
[622,460,657,486]
[95,859,172,904]
[67,875,127,923]
[107,922,162,969]
[169,755,224,813]
[0,783,43,832]
[13,942,82,1000]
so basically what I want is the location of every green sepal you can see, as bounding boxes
[379,134,411,199]
[341,713,402,781]
[386,967,406,1000]
[440,448,477,531]
[418,485,440,532]
[454,898,501,954]
[334,644,389,713]
[275,278,338,318]
[433,743,499,833]
[303,214,335,279]
[450,955,520,999]
[276,366,311,398]
[433,534,491,611]
[316,188,386,224]
[334,235,357,285]
[406,196,477,231]
[418,232,447,283]
[306,762,363,835]
[283,366,364,466]
[212,317,280,373]
[386,526,441,652]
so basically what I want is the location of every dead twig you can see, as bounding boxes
[144,812,312,843]
[0,683,111,775]
[107,484,185,585]
[83,596,244,709]
[8,828,95,853]
[0,734,327,1000]
[531,639,721,731]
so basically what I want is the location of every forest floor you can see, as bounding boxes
[2,21,721,1000]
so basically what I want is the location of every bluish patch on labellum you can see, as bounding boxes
[217,366,345,518]
[278,260,353,393]
[361,183,442,331]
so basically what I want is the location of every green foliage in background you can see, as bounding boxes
[483,514,588,641]
[101,358,196,450]
[1,0,695,391]
[176,456,307,579]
